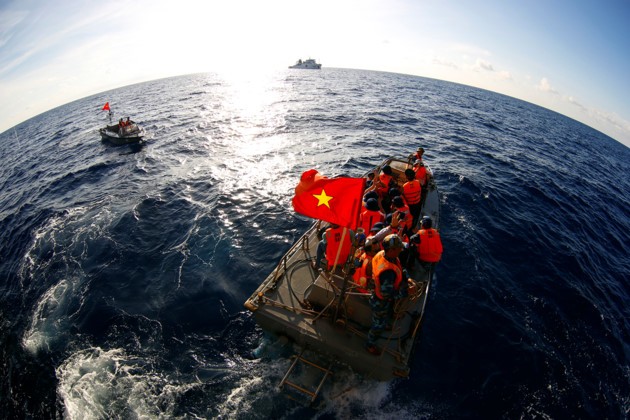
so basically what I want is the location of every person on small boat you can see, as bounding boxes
[358,198,385,234]
[366,222,385,248]
[372,165,394,204]
[410,146,424,162]
[409,216,443,270]
[365,172,376,189]
[366,233,410,355]
[413,160,429,206]
[391,196,413,235]
[312,223,354,271]
[402,169,422,229]
[352,238,378,294]
[413,160,427,185]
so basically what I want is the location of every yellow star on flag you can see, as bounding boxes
[313,189,333,208]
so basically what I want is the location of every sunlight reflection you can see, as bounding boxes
[217,69,283,121]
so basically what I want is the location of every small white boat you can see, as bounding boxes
[289,58,322,69]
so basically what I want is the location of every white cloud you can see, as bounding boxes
[536,77,559,95]
[474,58,495,72]
[433,57,459,69]
[0,9,28,48]
[566,95,586,111]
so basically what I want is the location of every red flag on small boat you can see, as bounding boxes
[292,169,365,230]
[102,102,110,111]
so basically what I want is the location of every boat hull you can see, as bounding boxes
[99,123,145,145]
[245,157,440,381]
[288,64,321,69]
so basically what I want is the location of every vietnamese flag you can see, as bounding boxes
[102,102,110,111]
[292,169,366,230]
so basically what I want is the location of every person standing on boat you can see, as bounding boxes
[402,169,422,229]
[312,224,353,271]
[366,234,410,355]
[409,146,425,163]
[413,160,429,206]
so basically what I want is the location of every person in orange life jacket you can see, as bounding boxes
[370,211,412,268]
[412,146,425,162]
[409,216,443,271]
[312,224,354,271]
[366,234,412,355]
[413,160,430,207]
[376,165,394,199]
[402,169,422,229]
[391,196,413,235]
[385,210,412,262]
[366,222,385,251]
[379,185,399,216]
[365,172,376,189]
[353,238,378,293]
[408,142,425,162]
[413,160,428,186]
[359,198,385,233]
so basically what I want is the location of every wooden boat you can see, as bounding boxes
[244,156,441,399]
[99,119,145,145]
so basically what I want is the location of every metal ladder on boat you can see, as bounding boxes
[279,350,333,404]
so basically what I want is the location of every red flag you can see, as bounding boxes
[102,102,110,111]
[292,169,365,230]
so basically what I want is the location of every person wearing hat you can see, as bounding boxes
[366,233,411,355]
[391,196,412,233]
[376,165,394,199]
[409,216,443,271]
[358,197,385,234]
[409,146,425,162]
[412,160,427,186]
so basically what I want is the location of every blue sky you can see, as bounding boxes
[1,0,629,146]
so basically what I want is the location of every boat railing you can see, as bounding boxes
[270,223,317,286]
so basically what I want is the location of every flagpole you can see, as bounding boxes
[330,227,347,272]
[332,226,351,324]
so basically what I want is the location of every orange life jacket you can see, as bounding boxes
[352,251,373,293]
[359,208,385,233]
[395,204,412,230]
[416,228,443,262]
[414,166,427,186]
[377,173,393,196]
[371,250,403,300]
[403,179,421,205]
[325,226,352,268]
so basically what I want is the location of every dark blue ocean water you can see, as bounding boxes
[0,69,628,419]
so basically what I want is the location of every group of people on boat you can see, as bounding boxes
[312,146,443,355]
[117,117,133,135]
